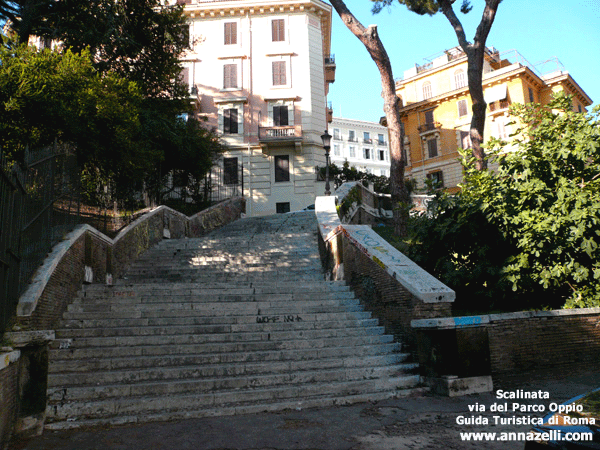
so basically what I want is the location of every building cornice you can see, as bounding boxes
[178,0,333,55]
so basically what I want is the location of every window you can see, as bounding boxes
[272,19,285,42]
[528,87,535,103]
[180,67,190,92]
[272,61,286,86]
[276,202,290,214]
[578,104,583,113]
[460,130,471,149]
[274,155,290,182]
[223,108,239,134]
[377,133,385,145]
[333,128,341,140]
[223,157,238,185]
[363,132,371,143]
[363,148,370,160]
[427,139,438,158]
[224,22,237,45]
[495,117,509,140]
[454,69,466,89]
[458,99,468,118]
[349,146,356,158]
[348,130,357,142]
[379,150,385,161]
[273,105,289,126]
[423,81,432,100]
[223,64,237,89]
[427,171,444,188]
[333,144,341,156]
[424,109,434,125]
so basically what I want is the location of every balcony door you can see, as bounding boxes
[273,105,289,126]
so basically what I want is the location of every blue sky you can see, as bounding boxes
[328,0,600,122]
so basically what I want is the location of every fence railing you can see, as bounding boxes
[1,144,81,335]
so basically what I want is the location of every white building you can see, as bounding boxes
[172,0,335,215]
[329,117,390,177]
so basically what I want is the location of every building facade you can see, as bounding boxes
[329,117,391,177]
[396,47,592,192]
[171,0,335,215]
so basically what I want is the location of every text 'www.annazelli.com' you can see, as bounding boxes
[460,430,594,442]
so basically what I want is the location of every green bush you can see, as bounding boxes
[408,93,600,311]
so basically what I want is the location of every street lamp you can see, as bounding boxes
[321,130,332,195]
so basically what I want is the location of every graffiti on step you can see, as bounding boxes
[256,314,303,324]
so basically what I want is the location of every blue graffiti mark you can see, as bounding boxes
[453,316,483,328]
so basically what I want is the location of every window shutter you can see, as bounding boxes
[427,139,437,158]
[224,64,237,89]
[424,110,434,124]
[458,99,468,117]
[272,61,286,86]
[224,22,237,45]
[272,19,285,42]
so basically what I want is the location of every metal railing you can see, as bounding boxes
[1,144,81,334]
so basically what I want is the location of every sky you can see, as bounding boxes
[327,0,600,123]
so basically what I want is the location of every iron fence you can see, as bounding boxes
[1,144,81,334]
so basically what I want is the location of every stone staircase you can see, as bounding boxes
[46,212,422,430]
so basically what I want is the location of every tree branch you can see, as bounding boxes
[438,0,469,51]
[474,0,501,48]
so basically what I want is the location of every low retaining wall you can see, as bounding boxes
[412,308,600,379]
[315,196,454,348]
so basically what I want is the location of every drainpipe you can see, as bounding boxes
[247,12,253,217]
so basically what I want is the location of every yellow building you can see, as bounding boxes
[396,47,593,193]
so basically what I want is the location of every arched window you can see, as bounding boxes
[422,81,432,100]
[454,69,466,89]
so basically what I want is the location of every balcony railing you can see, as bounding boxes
[418,121,442,134]
[259,125,302,142]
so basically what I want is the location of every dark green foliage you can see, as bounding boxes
[34,0,190,99]
[409,94,600,311]
[0,45,143,170]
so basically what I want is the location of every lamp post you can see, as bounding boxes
[321,130,332,196]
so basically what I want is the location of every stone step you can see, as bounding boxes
[45,375,422,426]
[49,341,403,361]
[50,332,393,351]
[60,304,367,321]
[48,361,417,392]
[57,311,374,329]
[49,351,411,374]
[72,291,356,307]
[53,325,387,348]
[77,281,353,297]
[66,298,361,314]
[54,317,380,338]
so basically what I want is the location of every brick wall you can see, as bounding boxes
[343,235,451,349]
[0,357,19,448]
[412,309,600,379]
[20,235,86,331]
[487,312,600,375]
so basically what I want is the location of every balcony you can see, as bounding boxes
[325,54,336,84]
[418,121,442,134]
[259,125,303,145]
